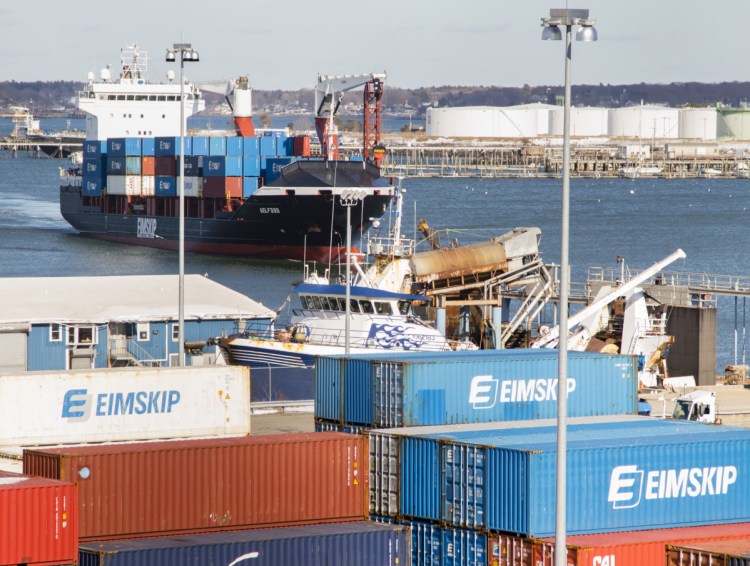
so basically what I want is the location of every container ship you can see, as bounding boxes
[59,44,392,262]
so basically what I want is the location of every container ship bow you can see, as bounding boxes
[59,45,393,262]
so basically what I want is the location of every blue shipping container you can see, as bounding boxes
[260,136,276,156]
[226,136,244,155]
[243,155,261,177]
[315,350,637,427]
[370,416,750,536]
[191,136,210,156]
[82,157,106,177]
[84,140,106,157]
[277,135,294,156]
[155,176,177,197]
[78,521,409,566]
[154,136,191,157]
[125,156,141,175]
[209,136,227,156]
[107,137,141,156]
[106,156,126,175]
[242,136,260,156]
[182,155,203,176]
[204,156,226,177]
[242,176,260,198]
[265,157,296,184]
[141,137,155,156]
[82,177,103,196]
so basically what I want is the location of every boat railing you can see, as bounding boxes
[364,235,415,259]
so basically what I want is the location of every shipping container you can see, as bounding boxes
[0,471,78,566]
[106,175,141,196]
[141,175,155,196]
[488,523,750,566]
[106,156,126,175]
[0,366,251,446]
[125,156,141,175]
[260,136,276,156]
[84,139,106,157]
[667,539,750,566]
[370,416,750,535]
[78,521,407,566]
[293,135,311,157]
[209,136,227,155]
[191,136,209,155]
[243,155,261,177]
[205,155,242,177]
[277,135,294,156]
[316,350,637,427]
[265,156,296,183]
[82,177,103,196]
[203,176,228,198]
[140,137,155,156]
[226,136,244,155]
[242,176,260,197]
[154,136,191,157]
[141,155,155,176]
[107,137,140,156]
[183,176,203,198]
[226,176,242,198]
[242,136,260,156]
[24,432,368,540]
[83,157,106,176]
[153,156,176,176]
[155,175,176,196]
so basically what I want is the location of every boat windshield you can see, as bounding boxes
[398,300,411,315]
[374,302,393,315]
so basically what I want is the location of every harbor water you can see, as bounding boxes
[2,141,750,375]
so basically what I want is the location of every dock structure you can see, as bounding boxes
[0,137,81,158]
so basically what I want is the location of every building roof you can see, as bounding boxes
[0,275,275,325]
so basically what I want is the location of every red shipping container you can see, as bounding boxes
[226,176,242,198]
[203,176,228,198]
[489,523,750,566]
[153,155,176,176]
[23,432,368,541]
[667,539,750,565]
[141,155,155,176]
[0,470,78,566]
[293,135,311,157]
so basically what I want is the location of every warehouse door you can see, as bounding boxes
[0,326,28,372]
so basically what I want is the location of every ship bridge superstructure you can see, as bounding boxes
[77,44,205,140]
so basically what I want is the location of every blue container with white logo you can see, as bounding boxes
[84,140,106,157]
[155,136,191,157]
[315,350,637,427]
[265,157,296,184]
[78,522,410,566]
[82,157,106,177]
[81,176,104,196]
[107,137,141,156]
[204,156,225,177]
[155,176,177,197]
[370,416,750,536]
[182,155,203,176]
[106,156,127,175]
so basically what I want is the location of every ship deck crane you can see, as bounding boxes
[199,77,254,137]
[314,72,386,162]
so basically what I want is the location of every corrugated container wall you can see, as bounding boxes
[79,521,409,566]
[667,540,750,566]
[315,350,637,428]
[0,471,78,566]
[370,416,750,536]
[24,432,368,540]
[490,523,750,566]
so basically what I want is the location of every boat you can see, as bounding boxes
[59,44,393,262]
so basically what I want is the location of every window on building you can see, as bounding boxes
[67,325,97,346]
[137,322,150,341]
[50,323,62,342]
[172,323,180,342]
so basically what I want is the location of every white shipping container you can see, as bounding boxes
[184,176,203,197]
[125,175,141,196]
[106,175,126,195]
[141,175,155,196]
[0,366,251,446]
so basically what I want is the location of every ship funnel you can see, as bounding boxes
[231,76,255,137]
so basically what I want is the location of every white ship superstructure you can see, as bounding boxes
[77,44,205,140]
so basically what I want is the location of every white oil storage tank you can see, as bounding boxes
[718,107,750,140]
[549,106,608,137]
[609,104,680,139]
[679,107,717,140]
[513,103,556,136]
[426,106,540,138]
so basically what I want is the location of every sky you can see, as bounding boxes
[1,1,748,90]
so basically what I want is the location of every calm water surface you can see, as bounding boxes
[2,151,750,372]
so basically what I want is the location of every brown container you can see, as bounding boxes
[154,155,176,176]
[667,540,750,565]
[141,155,155,176]
[0,470,78,566]
[203,176,227,198]
[23,432,367,541]
[293,135,311,157]
[489,523,750,566]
